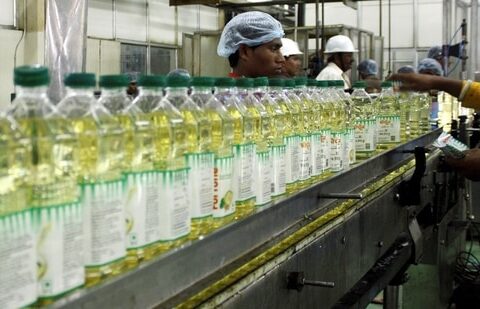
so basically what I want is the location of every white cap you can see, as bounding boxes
[324,35,358,54]
[280,38,303,57]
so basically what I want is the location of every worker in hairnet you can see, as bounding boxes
[316,35,357,89]
[427,46,449,75]
[417,58,444,76]
[397,65,416,74]
[357,59,381,93]
[280,38,303,77]
[217,11,285,78]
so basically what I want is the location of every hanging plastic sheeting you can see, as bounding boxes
[45,0,87,103]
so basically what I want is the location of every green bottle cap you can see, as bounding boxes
[326,80,337,87]
[99,75,129,88]
[236,77,254,88]
[284,79,296,88]
[294,77,308,86]
[353,81,366,88]
[316,80,328,87]
[215,77,235,87]
[254,77,268,87]
[381,81,393,88]
[137,75,165,87]
[64,73,96,88]
[268,78,285,87]
[14,65,50,87]
[335,80,344,87]
[166,74,190,87]
[191,76,215,87]
[307,79,317,87]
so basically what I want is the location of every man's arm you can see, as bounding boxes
[446,149,480,181]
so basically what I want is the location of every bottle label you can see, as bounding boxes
[376,115,401,143]
[82,179,126,268]
[232,143,256,202]
[186,152,214,219]
[320,129,331,173]
[32,202,84,298]
[0,210,36,308]
[270,144,286,196]
[125,171,162,250]
[354,119,376,152]
[345,128,356,166]
[284,135,300,185]
[255,150,272,205]
[158,168,190,241]
[298,134,312,181]
[213,155,235,218]
[330,131,345,172]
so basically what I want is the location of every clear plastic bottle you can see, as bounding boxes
[293,77,313,187]
[237,78,272,207]
[152,75,190,252]
[416,92,432,134]
[0,108,35,308]
[325,81,346,173]
[201,77,235,228]
[332,80,355,167]
[175,76,215,239]
[350,81,377,160]
[398,91,413,141]
[313,80,332,179]
[375,81,401,149]
[9,66,83,300]
[124,75,165,265]
[307,79,326,181]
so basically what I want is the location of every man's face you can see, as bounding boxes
[240,38,285,77]
[282,55,302,77]
[335,52,354,72]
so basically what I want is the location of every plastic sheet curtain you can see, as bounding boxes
[45,0,87,103]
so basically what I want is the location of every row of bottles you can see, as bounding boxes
[0,65,433,308]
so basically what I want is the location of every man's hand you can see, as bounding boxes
[445,148,480,181]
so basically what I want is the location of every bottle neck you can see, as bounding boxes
[237,87,252,95]
[66,87,95,97]
[214,86,234,95]
[190,87,212,95]
[16,85,49,98]
[101,87,126,96]
[165,87,189,96]
[139,87,163,97]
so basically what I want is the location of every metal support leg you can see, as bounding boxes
[384,285,401,309]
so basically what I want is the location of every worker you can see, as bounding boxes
[280,38,303,77]
[417,58,444,76]
[357,59,381,93]
[316,34,357,89]
[389,72,480,181]
[427,45,448,74]
[397,65,416,74]
[217,11,285,78]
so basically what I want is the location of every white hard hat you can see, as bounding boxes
[280,38,303,57]
[324,35,358,54]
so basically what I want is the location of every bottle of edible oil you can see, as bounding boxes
[375,81,400,149]
[332,80,355,167]
[350,81,376,160]
[78,74,129,284]
[202,78,235,228]
[306,79,325,181]
[259,77,286,198]
[175,76,215,240]
[152,75,190,252]
[293,77,313,188]
[416,92,431,134]
[313,80,332,179]
[237,78,271,207]
[0,110,35,309]
[398,91,413,141]
[215,78,255,217]
[124,75,165,266]
[324,81,345,173]
[9,66,83,301]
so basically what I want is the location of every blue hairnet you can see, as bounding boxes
[427,46,443,60]
[417,58,443,76]
[217,11,284,57]
[357,59,378,76]
[397,65,416,74]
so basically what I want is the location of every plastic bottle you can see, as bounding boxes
[152,75,190,252]
[9,66,83,301]
[325,81,346,173]
[237,78,272,207]
[332,80,356,167]
[350,81,377,160]
[375,81,401,149]
[313,80,332,179]
[132,75,165,113]
[201,77,235,228]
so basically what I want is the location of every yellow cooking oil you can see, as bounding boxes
[202,78,235,228]
[168,76,214,240]
[350,81,377,160]
[306,79,325,182]
[416,92,431,134]
[152,75,191,253]
[238,78,272,207]
[293,77,314,188]
[324,81,345,173]
[314,81,333,179]
[375,81,401,150]
[332,80,355,167]
[123,75,165,266]
[398,91,413,142]
[0,110,35,309]
[11,67,83,302]
[215,78,255,218]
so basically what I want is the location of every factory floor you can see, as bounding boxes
[366,238,480,309]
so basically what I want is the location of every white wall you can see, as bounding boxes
[0,29,25,109]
